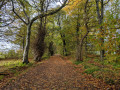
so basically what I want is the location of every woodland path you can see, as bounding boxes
[1,55,111,90]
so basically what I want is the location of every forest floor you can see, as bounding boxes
[0,55,116,90]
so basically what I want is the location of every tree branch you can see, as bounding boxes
[106,27,120,30]
[19,0,30,23]
[11,0,28,25]
[103,0,110,5]
[30,0,68,26]
[95,0,101,20]
[0,0,7,10]
[0,18,15,27]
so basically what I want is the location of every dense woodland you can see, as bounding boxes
[0,0,120,89]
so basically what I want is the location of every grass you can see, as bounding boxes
[0,59,21,67]
[0,59,34,68]
[0,59,34,81]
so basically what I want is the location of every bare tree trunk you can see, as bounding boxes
[23,24,31,64]
[22,30,25,51]
[22,37,25,51]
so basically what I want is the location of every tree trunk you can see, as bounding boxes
[49,41,54,56]
[85,37,87,58]
[22,36,25,51]
[117,45,120,55]
[63,37,67,56]
[33,18,46,62]
[118,45,120,51]
[100,34,104,61]
[33,27,46,61]
[76,12,81,61]
[76,0,89,62]
[77,32,89,62]
[60,34,67,56]
[79,42,84,61]
[76,45,80,61]
[95,0,104,61]
[22,29,25,51]
[76,43,84,61]
[22,24,31,64]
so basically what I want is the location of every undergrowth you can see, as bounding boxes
[72,56,120,85]
[73,61,83,65]
[0,75,4,80]
[84,66,100,75]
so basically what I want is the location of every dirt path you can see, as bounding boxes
[1,55,112,90]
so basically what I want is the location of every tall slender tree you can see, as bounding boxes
[95,0,110,61]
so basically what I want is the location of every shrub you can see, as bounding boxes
[84,66,100,75]
[84,65,90,69]
[73,61,82,65]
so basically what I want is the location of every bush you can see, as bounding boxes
[1,49,23,59]
[73,61,83,65]
[84,66,100,75]
[84,65,90,69]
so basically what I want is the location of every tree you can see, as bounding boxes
[11,0,68,63]
[76,0,90,61]
[64,0,96,61]
[95,0,110,61]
